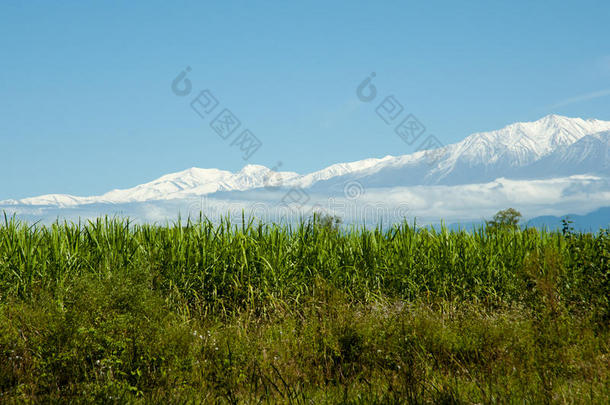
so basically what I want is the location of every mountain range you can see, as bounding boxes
[3,114,610,228]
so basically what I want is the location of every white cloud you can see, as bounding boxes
[5,175,610,226]
[549,88,610,109]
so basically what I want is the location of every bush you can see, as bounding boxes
[0,216,608,402]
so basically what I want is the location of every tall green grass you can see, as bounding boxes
[0,214,608,402]
[1,214,607,315]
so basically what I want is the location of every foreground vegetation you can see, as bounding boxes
[0,214,608,403]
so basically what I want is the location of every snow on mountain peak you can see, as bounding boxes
[239,164,270,174]
[4,115,610,207]
[445,115,610,168]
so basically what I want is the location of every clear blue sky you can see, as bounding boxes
[2,0,610,200]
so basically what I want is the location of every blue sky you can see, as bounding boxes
[2,0,610,200]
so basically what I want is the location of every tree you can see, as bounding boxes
[486,208,522,231]
[312,213,342,233]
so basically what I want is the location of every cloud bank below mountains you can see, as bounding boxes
[3,175,608,226]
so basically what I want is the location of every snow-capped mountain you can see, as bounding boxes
[2,166,299,207]
[305,114,610,190]
[431,114,610,182]
[2,114,610,227]
[520,131,610,177]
